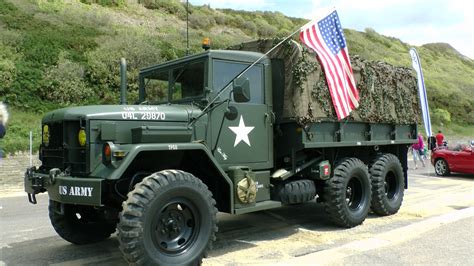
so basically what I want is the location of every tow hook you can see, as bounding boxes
[24,166,50,204]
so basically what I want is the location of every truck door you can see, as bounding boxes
[210,60,273,170]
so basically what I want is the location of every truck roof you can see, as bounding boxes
[140,50,269,75]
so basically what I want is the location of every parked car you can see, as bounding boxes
[431,142,474,176]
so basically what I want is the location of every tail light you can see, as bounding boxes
[319,160,331,180]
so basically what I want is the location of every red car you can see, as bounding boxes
[431,143,474,176]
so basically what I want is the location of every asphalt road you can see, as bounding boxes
[329,216,474,265]
[1,164,473,265]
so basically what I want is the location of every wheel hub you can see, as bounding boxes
[435,160,446,175]
[346,186,353,203]
[346,177,363,210]
[163,216,181,234]
[384,171,398,199]
[153,200,198,254]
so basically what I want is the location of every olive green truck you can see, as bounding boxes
[25,42,417,265]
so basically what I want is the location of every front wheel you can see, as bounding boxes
[118,170,218,266]
[434,159,450,176]
[49,201,117,245]
[322,158,371,228]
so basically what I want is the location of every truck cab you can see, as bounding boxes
[138,50,274,170]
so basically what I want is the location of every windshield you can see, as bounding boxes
[141,60,207,103]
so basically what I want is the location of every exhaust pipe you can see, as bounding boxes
[120,58,127,105]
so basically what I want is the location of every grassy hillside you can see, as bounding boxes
[1,0,473,154]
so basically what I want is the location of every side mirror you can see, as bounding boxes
[232,77,250,103]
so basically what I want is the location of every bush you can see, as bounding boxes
[189,10,216,29]
[242,21,257,35]
[467,111,474,124]
[262,11,293,31]
[229,15,246,29]
[0,43,18,96]
[277,29,291,38]
[257,23,277,37]
[214,13,227,25]
[86,32,164,103]
[140,0,186,18]
[80,0,127,7]
[0,59,16,93]
[40,53,93,105]
[0,0,101,110]
[432,108,451,125]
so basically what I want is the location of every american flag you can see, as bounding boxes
[300,10,359,120]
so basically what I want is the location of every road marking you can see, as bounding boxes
[280,207,474,265]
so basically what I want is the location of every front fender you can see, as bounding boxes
[98,142,234,212]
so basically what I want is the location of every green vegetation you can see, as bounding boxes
[0,0,472,154]
[0,107,42,154]
[345,28,474,126]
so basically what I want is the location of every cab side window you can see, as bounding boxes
[213,60,264,104]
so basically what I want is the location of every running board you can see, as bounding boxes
[234,200,282,215]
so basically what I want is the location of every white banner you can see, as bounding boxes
[409,48,432,137]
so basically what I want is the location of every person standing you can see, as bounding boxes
[411,132,426,169]
[435,130,444,147]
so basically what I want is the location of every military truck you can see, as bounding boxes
[25,40,417,265]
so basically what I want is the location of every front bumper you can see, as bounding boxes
[24,167,103,206]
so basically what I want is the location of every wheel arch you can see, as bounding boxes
[110,143,233,213]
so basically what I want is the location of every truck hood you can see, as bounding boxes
[42,104,203,123]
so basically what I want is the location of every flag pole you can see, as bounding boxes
[410,48,432,137]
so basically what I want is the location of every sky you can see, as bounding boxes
[191,0,474,59]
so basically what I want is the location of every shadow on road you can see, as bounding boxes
[211,202,336,257]
[1,236,125,266]
[1,201,348,264]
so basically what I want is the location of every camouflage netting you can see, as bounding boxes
[228,39,420,125]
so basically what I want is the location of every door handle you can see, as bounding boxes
[265,112,275,125]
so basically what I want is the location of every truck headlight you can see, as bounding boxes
[43,125,50,147]
[78,128,86,147]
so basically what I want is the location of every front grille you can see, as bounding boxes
[41,121,88,176]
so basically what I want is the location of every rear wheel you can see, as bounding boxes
[323,158,371,228]
[49,201,117,245]
[118,170,217,266]
[370,154,405,216]
[434,159,450,176]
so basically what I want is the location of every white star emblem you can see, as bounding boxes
[229,116,255,147]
